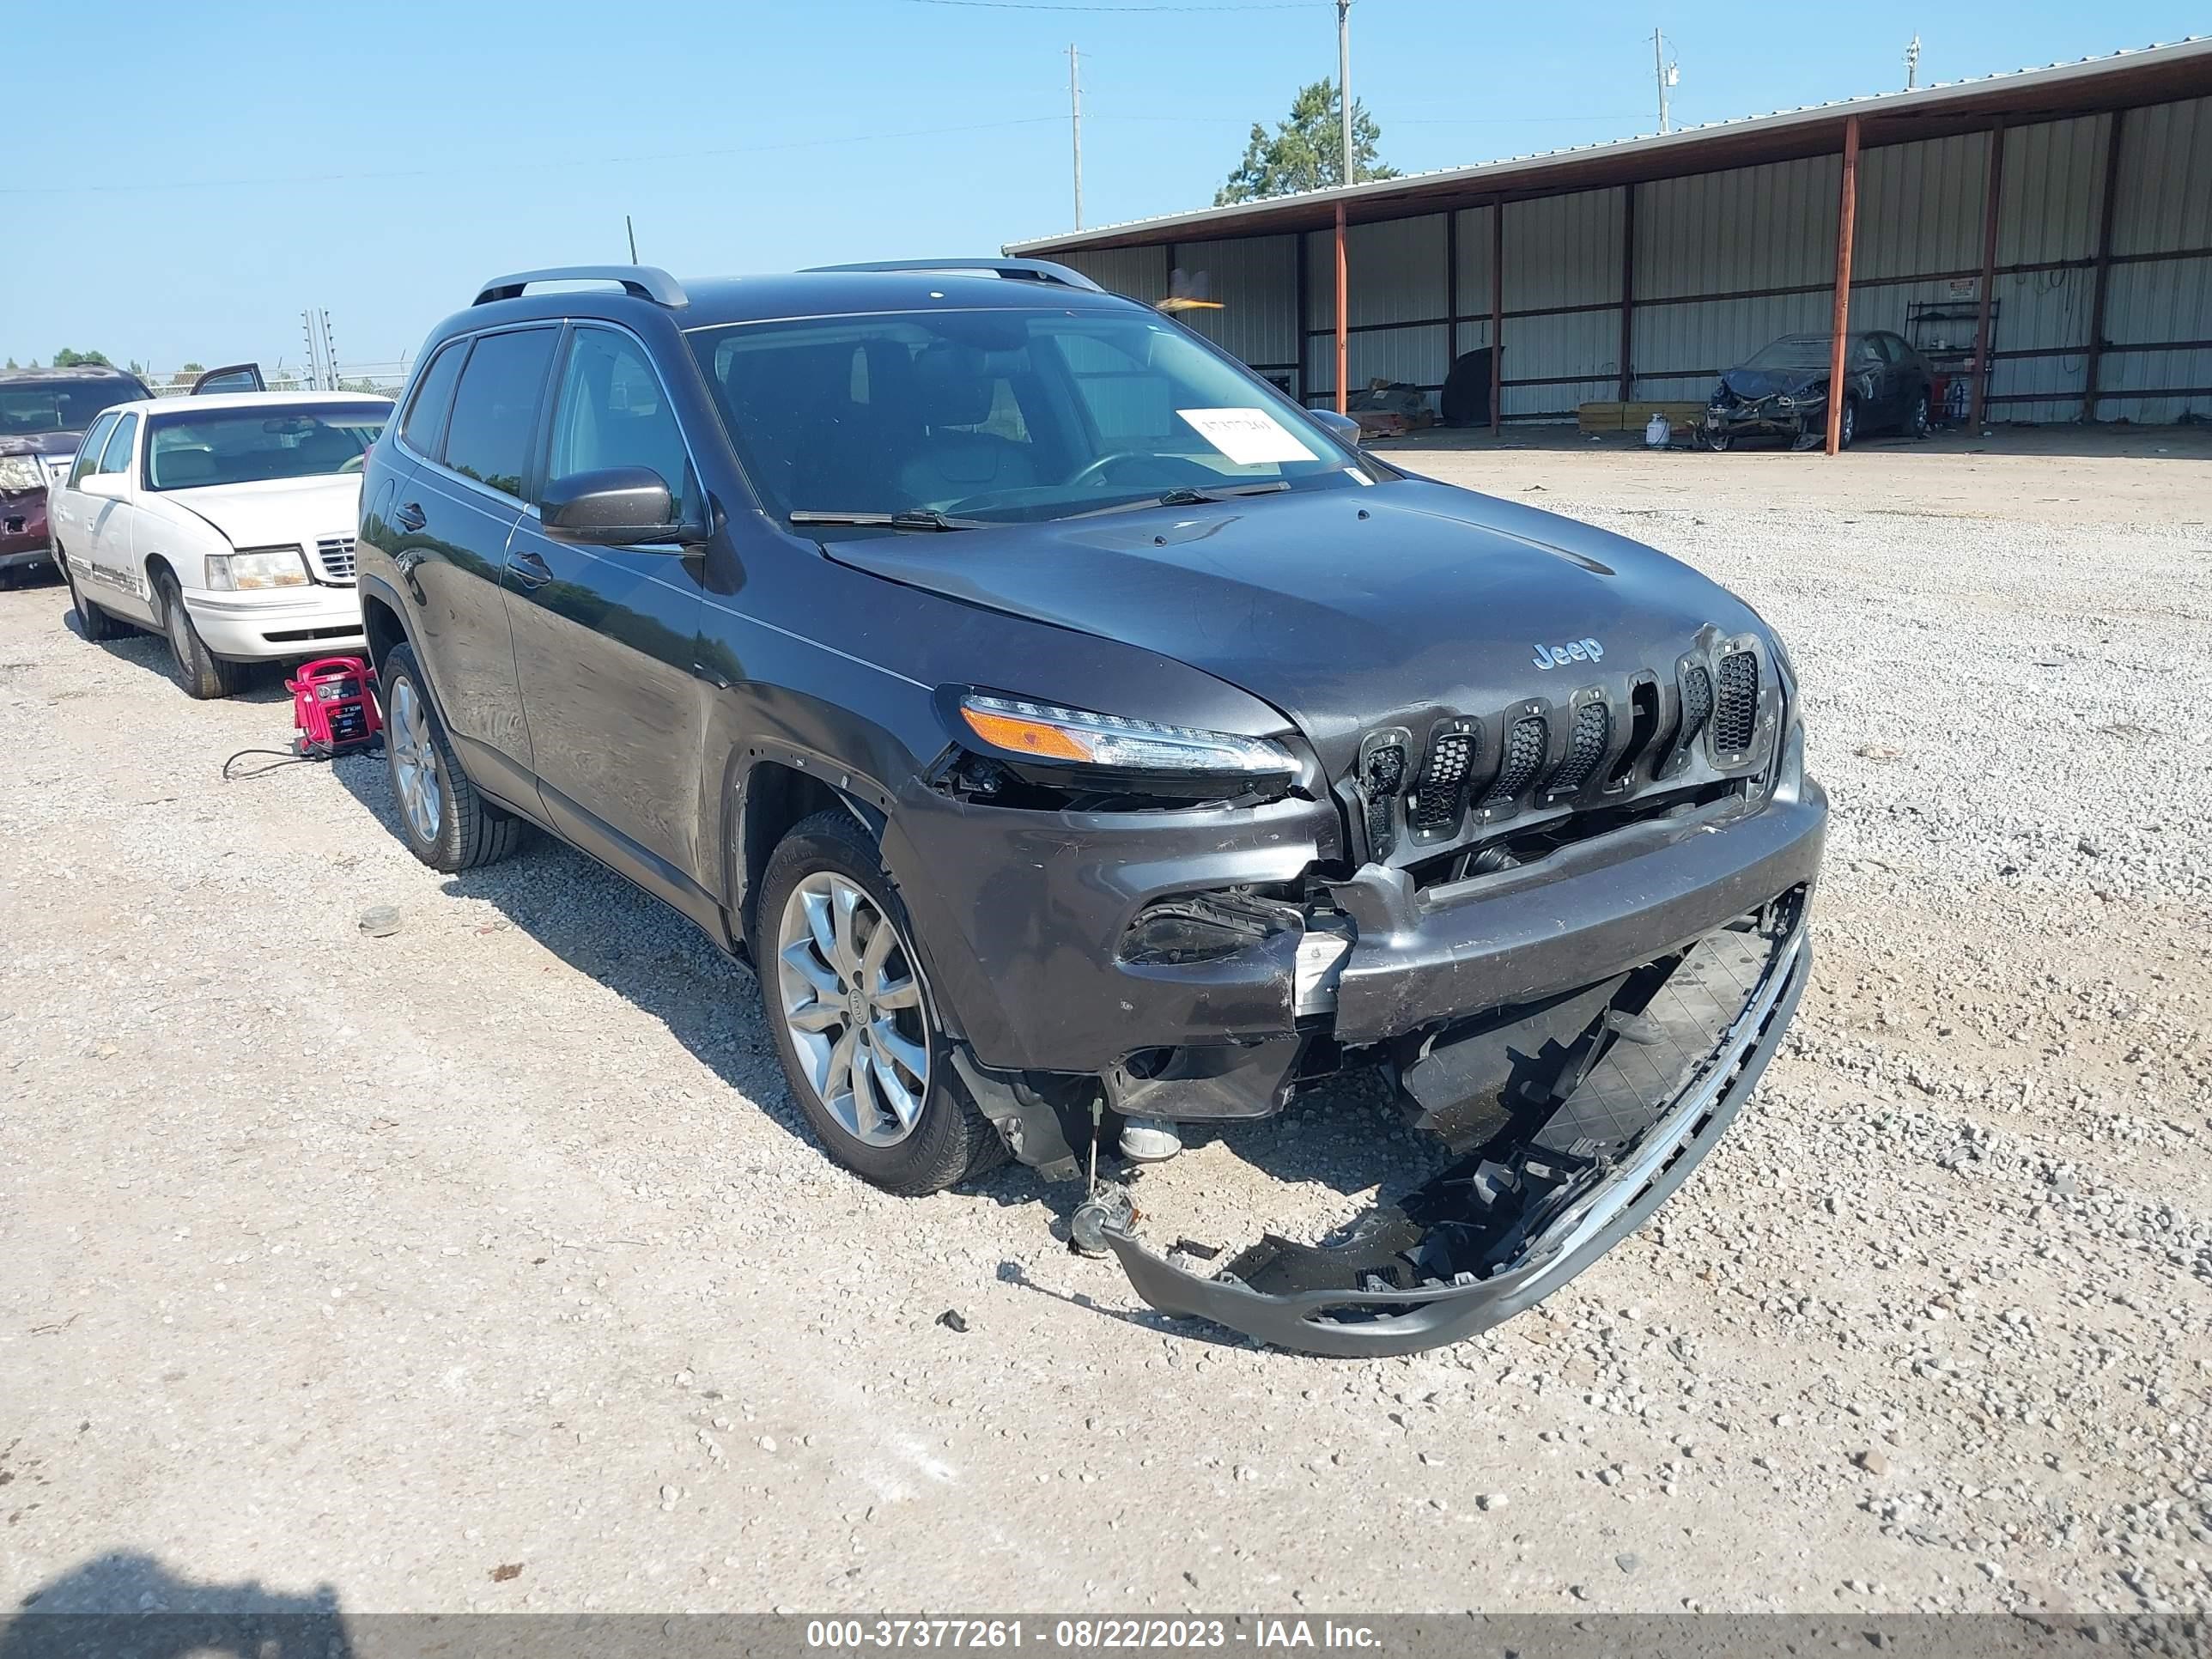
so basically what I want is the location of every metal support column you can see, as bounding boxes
[1334,200,1349,416]
[1969,118,2005,429]
[1824,116,1862,457]
[1490,199,1504,436]
[1296,230,1312,405]
[2083,108,2127,423]
[1618,184,1638,403]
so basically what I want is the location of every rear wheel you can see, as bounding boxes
[1908,392,1932,440]
[60,551,129,641]
[154,569,244,699]
[759,809,1006,1194]
[381,642,526,872]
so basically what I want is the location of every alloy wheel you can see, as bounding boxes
[388,677,442,844]
[775,872,930,1147]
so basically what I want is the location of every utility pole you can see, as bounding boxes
[319,309,338,390]
[300,310,320,391]
[1905,33,1922,90]
[1068,44,1084,230]
[1336,0,1353,187]
[626,214,639,263]
[1653,27,1679,134]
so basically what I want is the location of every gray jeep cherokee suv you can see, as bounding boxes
[355,258,1826,1354]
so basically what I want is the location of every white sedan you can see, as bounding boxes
[47,390,392,697]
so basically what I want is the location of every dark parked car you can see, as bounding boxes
[0,365,153,585]
[1699,330,1934,450]
[355,260,1826,1355]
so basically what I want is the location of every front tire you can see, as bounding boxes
[1838,397,1859,450]
[380,642,526,872]
[154,569,244,699]
[1908,392,1932,440]
[758,809,1006,1195]
[61,550,129,641]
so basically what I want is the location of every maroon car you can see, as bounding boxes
[0,365,158,586]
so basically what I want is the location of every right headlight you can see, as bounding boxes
[957,692,1297,782]
[207,545,311,592]
[0,455,47,493]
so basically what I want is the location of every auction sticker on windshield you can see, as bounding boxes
[1176,407,1319,466]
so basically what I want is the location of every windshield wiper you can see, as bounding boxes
[1065,480,1292,520]
[788,508,989,532]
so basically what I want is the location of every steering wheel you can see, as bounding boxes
[1063,451,1165,489]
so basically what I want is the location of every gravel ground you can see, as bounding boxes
[2,447,2209,1620]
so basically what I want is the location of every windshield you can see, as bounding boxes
[145,403,391,490]
[687,307,1370,531]
[1747,336,1848,371]
[0,378,147,438]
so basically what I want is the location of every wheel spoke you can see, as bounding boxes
[801,890,839,978]
[860,914,896,981]
[848,1031,884,1133]
[870,1019,928,1089]
[830,883,863,978]
[779,939,841,1001]
[786,1000,843,1034]
[872,974,920,1012]
[823,1024,861,1123]
[869,1042,922,1130]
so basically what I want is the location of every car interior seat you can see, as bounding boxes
[897,342,1036,506]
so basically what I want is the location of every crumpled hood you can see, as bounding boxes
[157,474,363,548]
[825,478,1765,776]
[1717,366,1826,403]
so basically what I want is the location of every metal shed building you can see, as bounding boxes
[1006,39,2212,437]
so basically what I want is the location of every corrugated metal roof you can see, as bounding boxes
[1008,37,2212,254]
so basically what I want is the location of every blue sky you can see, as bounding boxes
[5,0,2199,372]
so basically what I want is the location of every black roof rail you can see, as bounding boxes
[802,258,1103,293]
[472,265,689,308]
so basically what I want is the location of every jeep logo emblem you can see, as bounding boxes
[1533,638,1604,670]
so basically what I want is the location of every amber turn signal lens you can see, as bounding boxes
[960,706,1094,762]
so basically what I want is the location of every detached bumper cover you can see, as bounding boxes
[1103,917,1811,1357]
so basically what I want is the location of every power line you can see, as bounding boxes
[902,0,1328,11]
[0,114,1067,198]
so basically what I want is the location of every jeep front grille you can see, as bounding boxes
[1547,702,1609,795]
[1714,651,1759,753]
[1481,715,1548,809]
[1362,741,1406,860]
[1681,665,1713,738]
[1410,728,1477,834]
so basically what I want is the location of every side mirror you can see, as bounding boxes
[76,472,124,499]
[1310,407,1364,448]
[541,466,704,547]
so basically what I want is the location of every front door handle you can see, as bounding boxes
[507,550,553,591]
[394,501,427,532]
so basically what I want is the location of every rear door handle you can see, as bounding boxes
[394,501,427,532]
[507,550,553,591]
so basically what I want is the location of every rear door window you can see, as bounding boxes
[69,413,120,485]
[95,413,139,477]
[439,329,556,500]
[399,340,467,459]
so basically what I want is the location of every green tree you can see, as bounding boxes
[52,347,113,368]
[1215,80,1396,205]
[3,358,15,370]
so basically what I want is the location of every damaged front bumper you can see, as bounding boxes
[1702,396,1823,445]
[1103,908,1812,1356]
